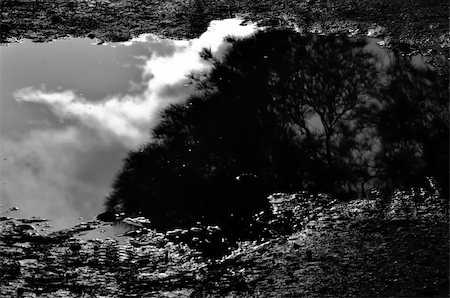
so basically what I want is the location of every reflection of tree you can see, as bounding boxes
[105,30,448,231]
[260,34,379,194]
[376,55,449,194]
[106,31,382,229]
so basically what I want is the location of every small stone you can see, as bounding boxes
[166,229,184,237]
[367,25,386,38]
[206,225,221,232]
[190,227,202,233]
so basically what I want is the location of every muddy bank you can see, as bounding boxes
[1,0,448,54]
[1,188,448,297]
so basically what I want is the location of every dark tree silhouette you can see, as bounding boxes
[105,30,382,232]
[190,32,381,194]
[376,54,449,194]
[260,34,380,194]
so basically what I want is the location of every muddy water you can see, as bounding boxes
[0,22,430,237]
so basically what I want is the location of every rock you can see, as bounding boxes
[206,225,221,233]
[190,227,202,233]
[348,28,360,37]
[122,217,151,227]
[166,229,184,237]
[18,258,37,267]
[367,25,386,38]
[376,40,387,47]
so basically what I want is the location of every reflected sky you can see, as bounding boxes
[0,19,258,227]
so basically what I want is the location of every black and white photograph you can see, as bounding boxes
[0,0,448,296]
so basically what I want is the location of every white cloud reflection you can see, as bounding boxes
[14,18,258,148]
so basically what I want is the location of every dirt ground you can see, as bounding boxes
[1,0,448,52]
[1,189,448,297]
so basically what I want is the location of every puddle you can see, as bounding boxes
[0,19,430,239]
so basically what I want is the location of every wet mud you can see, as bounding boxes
[1,187,448,297]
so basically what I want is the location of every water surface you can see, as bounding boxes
[0,21,429,233]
